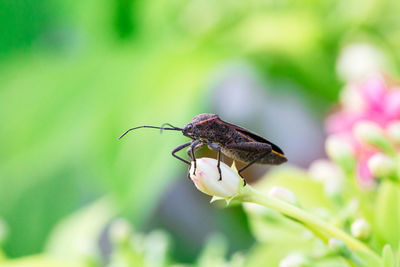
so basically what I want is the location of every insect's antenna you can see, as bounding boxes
[160,123,181,133]
[118,125,182,140]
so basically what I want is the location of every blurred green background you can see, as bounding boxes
[1,0,400,264]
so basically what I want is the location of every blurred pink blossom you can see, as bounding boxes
[325,75,400,188]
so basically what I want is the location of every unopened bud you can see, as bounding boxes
[328,238,351,257]
[336,43,385,82]
[387,121,400,144]
[354,121,383,143]
[354,121,394,154]
[190,158,242,198]
[368,153,396,179]
[325,135,355,172]
[268,186,299,206]
[329,238,365,266]
[109,218,132,244]
[279,252,309,267]
[309,160,344,196]
[340,85,366,111]
[143,230,169,267]
[351,218,370,239]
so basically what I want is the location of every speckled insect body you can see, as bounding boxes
[119,113,287,184]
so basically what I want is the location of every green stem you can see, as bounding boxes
[238,186,381,264]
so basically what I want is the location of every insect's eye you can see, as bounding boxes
[187,124,193,131]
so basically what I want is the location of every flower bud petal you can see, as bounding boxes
[325,135,354,159]
[368,153,396,178]
[109,218,132,244]
[309,159,344,196]
[353,121,394,154]
[328,238,351,257]
[325,135,355,172]
[336,43,385,82]
[268,186,299,206]
[190,158,241,198]
[354,121,383,144]
[279,252,309,267]
[340,84,366,112]
[386,121,400,144]
[350,218,370,239]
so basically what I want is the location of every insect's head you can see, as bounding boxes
[182,113,219,139]
[182,123,198,139]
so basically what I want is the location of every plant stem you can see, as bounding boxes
[238,186,381,263]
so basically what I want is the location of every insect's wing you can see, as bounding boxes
[217,118,285,155]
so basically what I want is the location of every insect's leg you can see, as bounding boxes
[208,143,222,181]
[171,141,192,165]
[186,142,203,159]
[183,141,204,179]
[189,140,201,175]
[237,152,269,186]
[225,142,272,186]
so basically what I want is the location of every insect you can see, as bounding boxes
[119,113,287,185]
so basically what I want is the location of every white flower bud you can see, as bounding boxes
[309,159,344,196]
[325,135,355,172]
[354,121,395,156]
[336,43,385,82]
[109,218,132,244]
[143,231,169,267]
[354,121,384,145]
[368,153,396,178]
[325,135,354,161]
[387,121,400,144]
[279,252,309,267]
[328,238,350,257]
[268,186,299,206]
[189,158,242,198]
[351,218,370,239]
[340,84,366,112]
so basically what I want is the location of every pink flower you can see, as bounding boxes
[384,89,400,120]
[325,75,399,187]
[359,76,386,114]
[356,152,376,189]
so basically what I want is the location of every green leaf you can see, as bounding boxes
[45,197,116,260]
[374,181,400,250]
[254,167,335,210]
[0,254,80,267]
[245,204,315,245]
[197,234,228,267]
[382,244,395,267]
